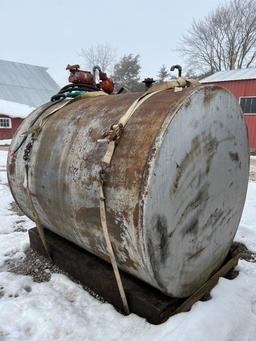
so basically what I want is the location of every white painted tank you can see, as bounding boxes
[8,85,249,297]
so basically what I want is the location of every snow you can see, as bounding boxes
[235,182,256,252]
[0,150,33,271]
[0,139,11,146]
[0,149,256,340]
[0,99,34,119]
[0,150,8,183]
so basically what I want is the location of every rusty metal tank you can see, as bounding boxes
[7,85,249,297]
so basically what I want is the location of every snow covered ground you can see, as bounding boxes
[0,150,256,341]
[0,139,11,146]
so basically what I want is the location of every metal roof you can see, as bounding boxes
[0,59,60,107]
[201,68,256,83]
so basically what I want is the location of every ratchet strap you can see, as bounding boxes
[99,90,163,315]
[22,99,74,258]
[99,77,199,314]
[24,164,51,258]
[22,92,108,257]
[22,99,74,138]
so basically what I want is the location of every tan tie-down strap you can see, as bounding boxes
[24,164,51,258]
[22,99,75,258]
[146,77,198,94]
[98,77,198,314]
[22,100,72,138]
[23,92,107,257]
[23,92,108,138]
[101,89,163,166]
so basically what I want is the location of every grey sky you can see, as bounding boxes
[0,0,222,86]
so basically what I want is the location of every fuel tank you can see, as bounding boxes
[7,85,249,297]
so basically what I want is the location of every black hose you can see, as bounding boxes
[51,83,99,102]
[50,93,66,102]
[13,82,101,154]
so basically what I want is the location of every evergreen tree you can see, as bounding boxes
[113,54,142,92]
[157,64,170,82]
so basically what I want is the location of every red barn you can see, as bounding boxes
[201,69,256,151]
[0,99,34,140]
[0,115,23,140]
[0,59,59,141]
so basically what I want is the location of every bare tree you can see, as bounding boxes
[178,0,256,73]
[79,43,116,73]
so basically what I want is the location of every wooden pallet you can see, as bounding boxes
[29,227,240,324]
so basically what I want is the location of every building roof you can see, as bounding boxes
[0,59,59,107]
[0,99,34,119]
[201,68,256,83]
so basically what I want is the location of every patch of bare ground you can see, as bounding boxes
[8,201,24,216]
[7,248,104,302]
[231,242,256,263]
[7,248,66,282]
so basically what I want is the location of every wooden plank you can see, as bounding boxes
[29,227,240,325]
[173,253,239,316]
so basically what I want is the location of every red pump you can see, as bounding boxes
[66,64,114,94]
[66,64,96,86]
[98,70,114,94]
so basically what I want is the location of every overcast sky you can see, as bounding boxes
[0,0,222,86]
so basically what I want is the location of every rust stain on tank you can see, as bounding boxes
[203,86,218,104]
[106,210,125,244]
[172,136,200,193]
[8,157,16,176]
[155,215,169,263]
[146,214,172,290]
[61,182,69,193]
[116,248,138,270]
[184,97,191,108]
[172,132,218,197]
[76,207,100,226]
[172,163,182,193]
[229,152,241,169]
[89,127,101,141]
[179,182,209,235]
[187,247,206,260]
[108,89,194,192]
[201,208,224,235]
[147,237,167,291]
[182,217,199,235]
[205,137,218,173]
[133,202,140,229]
[105,210,139,270]
[229,152,240,162]
[75,206,101,250]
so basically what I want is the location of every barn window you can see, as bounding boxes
[240,97,256,115]
[0,117,12,128]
